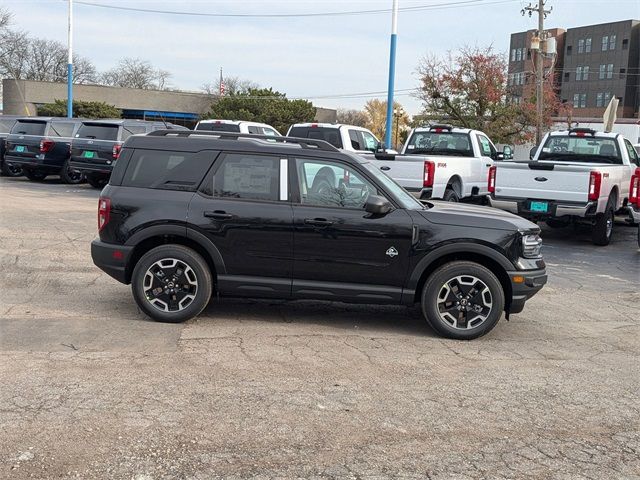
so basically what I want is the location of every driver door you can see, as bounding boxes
[290,156,413,303]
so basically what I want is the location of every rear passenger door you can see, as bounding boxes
[188,152,294,298]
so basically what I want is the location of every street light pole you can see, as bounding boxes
[384,0,398,149]
[67,0,73,118]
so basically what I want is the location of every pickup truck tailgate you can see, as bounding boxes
[495,162,590,203]
[370,156,426,190]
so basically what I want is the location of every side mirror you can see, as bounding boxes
[496,153,505,161]
[364,195,392,215]
[529,146,538,160]
[503,145,513,159]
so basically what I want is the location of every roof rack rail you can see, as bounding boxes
[146,129,340,152]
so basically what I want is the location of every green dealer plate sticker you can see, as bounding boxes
[83,151,95,158]
[530,201,549,213]
[15,145,25,152]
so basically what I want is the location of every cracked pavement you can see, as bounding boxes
[0,177,639,479]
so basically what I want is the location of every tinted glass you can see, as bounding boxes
[295,158,377,209]
[360,162,424,210]
[122,149,215,190]
[477,135,494,157]
[49,122,77,138]
[348,130,362,150]
[405,131,473,157]
[196,122,241,132]
[624,140,639,166]
[539,136,622,164]
[361,131,378,151]
[11,120,46,136]
[213,153,279,201]
[288,127,343,148]
[76,124,119,141]
[122,125,147,140]
[263,128,279,137]
[0,119,16,133]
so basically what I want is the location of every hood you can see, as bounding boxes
[420,201,539,232]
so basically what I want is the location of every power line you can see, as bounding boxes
[72,0,518,18]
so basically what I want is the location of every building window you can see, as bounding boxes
[599,64,606,79]
[516,48,522,61]
[511,48,516,61]
[622,38,629,50]
[564,72,570,80]
[566,45,572,55]
[601,35,608,51]
[596,93,603,107]
[607,64,613,79]
[604,92,611,105]
[576,66,582,81]
[580,94,587,108]
[573,94,580,108]
[585,38,592,52]
[576,66,590,81]
[609,34,616,50]
[578,39,584,53]
[527,49,531,60]
[620,68,626,79]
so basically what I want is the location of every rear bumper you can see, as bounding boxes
[5,154,65,172]
[628,205,640,223]
[91,239,134,284]
[69,159,113,175]
[507,268,547,315]
[489,196,597,219]
[405,187,433,199]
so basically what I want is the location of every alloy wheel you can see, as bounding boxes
[436,275,493,330]
[143,258,198,312]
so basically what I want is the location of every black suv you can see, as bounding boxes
[92,131,547,340]
[70,119,187,189]
[0,115,21,177]
[4,117,84,183]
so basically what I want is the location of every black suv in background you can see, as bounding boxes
[92,131,547,340]
[0,115,21,177]
[4,117,84,183]
[70,119,187,188]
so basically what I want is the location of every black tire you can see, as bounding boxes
[23,168,47,181]
[131,245,213,323]
[421,261,505,340]
[442,187,460,202]
[86,173,109,189]
[60,159,85,184]
[0,161,23,177]
[545,218,570,229]
[592,204,614,246]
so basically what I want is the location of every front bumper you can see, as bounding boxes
[489,196,597,220]
[507,268,547,315]
[91,239,134,284]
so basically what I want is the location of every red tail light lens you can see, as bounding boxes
[588,171,602,201]
[423,160,435,188]
[98,197,111,232]
[112,144,122,159]
[488,165,497,194]
[629,167,640,207]
[39,139,55,153]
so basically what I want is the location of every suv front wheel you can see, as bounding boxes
[131,245,212,323]
[421,261,505,340]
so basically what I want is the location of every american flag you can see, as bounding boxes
[219,68,225,96]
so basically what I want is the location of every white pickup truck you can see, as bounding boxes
[287,123,386,155]
[489,128,640,245]
[369,125,511,202]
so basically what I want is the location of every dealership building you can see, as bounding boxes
[1,79,337,126]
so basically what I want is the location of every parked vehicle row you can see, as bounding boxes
[91,129,546,340]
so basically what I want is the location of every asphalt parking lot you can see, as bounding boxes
[1,176,639,479]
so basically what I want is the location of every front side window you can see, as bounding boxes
[263,128,279,137]
[477,135,495,157]
[213,153,280,202]
[539,135,621,164]
[295,158,377,209]
[360,130,379,151]
[624,139,639,166]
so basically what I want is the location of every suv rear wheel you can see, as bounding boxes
[131,245,212,323]
[421,261,505,340]
[60,159,85,184]
[23,168,47,181]
[0,161,23,177]
[86,173,108,189]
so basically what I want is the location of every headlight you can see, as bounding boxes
[521,234,542,258]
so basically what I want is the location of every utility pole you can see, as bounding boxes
[67,0,73,118]
[384,0,398,149]
[522,0,552,144]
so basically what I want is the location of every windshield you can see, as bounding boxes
[11,120,46,136]
[405,131,473,157]
[539,135,622,164]
[361,161,424,210]
[76,124,119,141]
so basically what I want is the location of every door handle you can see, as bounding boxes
[204,210,233,220]
[485,164,492,167]
[380,166,390,171]
[304,218,333,227]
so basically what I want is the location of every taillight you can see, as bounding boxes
[588,171,602,201]
[39,139,55,153]
[488,165,497,194]
[112,144,122,159]
[423,161,435,188]
[629,167,640,207]
[98,197,111,232]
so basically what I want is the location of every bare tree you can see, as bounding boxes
[201,75,258,96]
[336,108,368,127]
[100,57,172,90]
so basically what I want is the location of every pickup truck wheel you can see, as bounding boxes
[592,205,614,246]
[86,174,108,189]
[23,168,47,181]
[0,161,23,177]
[131,245,212,323]
[443,188,459,202]
[421,261,505,340]
[60,160,85,184]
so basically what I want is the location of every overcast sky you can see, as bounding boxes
[3,0,639,114]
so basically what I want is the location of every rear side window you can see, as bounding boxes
[11,121,46,136]
[196,122,241,132]
[348,129,362,150]
[76,124,119,141]
[122,126,147,140]
[212,153,280,202]
[122,149,215,191]
[288,127,343,148]
[49,122,77,138]
[0,119,16,133]
[247,126,261,134]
